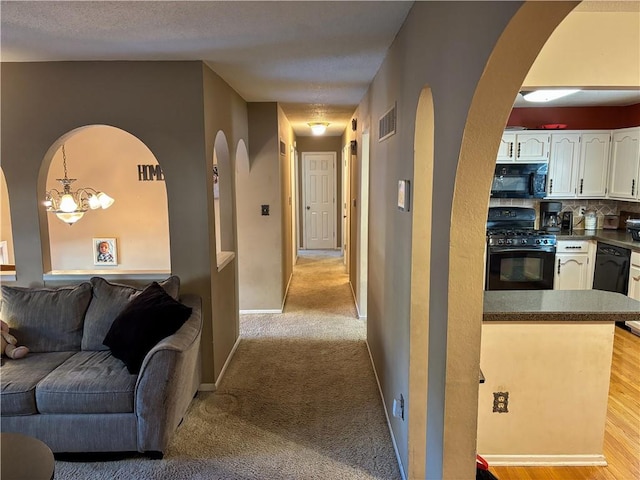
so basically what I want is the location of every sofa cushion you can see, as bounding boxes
[36,351,137,414]
[0,283,92,352]
[0,352,76,416]
[103,282,192,374]
[82,276,180,351]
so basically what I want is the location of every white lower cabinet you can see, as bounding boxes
[554,240,594,290]
[628,252,640,301]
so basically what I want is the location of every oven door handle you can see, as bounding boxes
[489,246,556,254]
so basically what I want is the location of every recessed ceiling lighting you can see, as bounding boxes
[308,122,329,135]
[522,89,580,103]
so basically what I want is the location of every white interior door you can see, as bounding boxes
[342,145,350,267]
[303,152,336,249]
[291,145,298,265]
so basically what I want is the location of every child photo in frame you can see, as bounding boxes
[93,238,117,265]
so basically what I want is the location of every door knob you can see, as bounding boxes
[306,206,310,210]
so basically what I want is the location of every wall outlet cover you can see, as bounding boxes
[493,391,509,413]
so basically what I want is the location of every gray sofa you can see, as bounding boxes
[0,276,202,458]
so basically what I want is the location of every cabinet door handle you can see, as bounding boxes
[517,143,521,158]
[580,178,584,195]
[632,179,636,196]
[549,178,553,194]
[557,259,561,275]
[509,143,514,158]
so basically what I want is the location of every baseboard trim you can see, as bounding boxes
[239,309,282,314]
[282,271,293,312]
[214,336,242,390]
[349,281,367,320]
[480,454,607,467]
[365,340,407,480]
[198,383,216,392]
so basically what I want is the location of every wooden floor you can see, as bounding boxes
[490,325,640,480]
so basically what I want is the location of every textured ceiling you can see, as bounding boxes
[2,1,638,136]
[0,0,414,136]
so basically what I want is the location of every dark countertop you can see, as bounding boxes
[484,290,640,322]
[556,229,640,251]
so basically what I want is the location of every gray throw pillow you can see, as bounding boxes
[81,276,180,351]
[0,283,92,353]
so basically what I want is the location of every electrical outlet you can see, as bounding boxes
[579,206,587,216]
[261,204,270,216]
[493,391,509,413]
[392,394,405,420]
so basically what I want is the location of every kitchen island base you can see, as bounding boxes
[477,320,614,466]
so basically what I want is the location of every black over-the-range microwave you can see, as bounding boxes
[490,162,547,199]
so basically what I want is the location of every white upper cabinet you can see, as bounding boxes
[608,127,640,200]
[497,133,516,161]
[547,133,580,198]
[497,132,549,163]
[546,132,610,199]
[578,133,610,198]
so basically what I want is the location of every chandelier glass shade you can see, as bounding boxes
[44,145,114,225]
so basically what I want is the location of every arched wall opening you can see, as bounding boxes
[213,130,235,265]
[408,86,435,480]
[442,2,579,478]
[0,168,16,267]
[42,125,170,272]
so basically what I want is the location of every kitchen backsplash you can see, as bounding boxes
[489,198,640,229]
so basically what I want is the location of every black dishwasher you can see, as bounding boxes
[592,243,631,294]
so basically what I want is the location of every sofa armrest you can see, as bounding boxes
[134,294,202,453]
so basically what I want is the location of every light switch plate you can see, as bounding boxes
[398,180,410,212]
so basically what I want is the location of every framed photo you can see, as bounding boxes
[93,238,118,266]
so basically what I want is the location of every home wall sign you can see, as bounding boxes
[137,165,164,181]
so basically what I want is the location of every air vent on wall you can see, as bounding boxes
[378,103,397,142]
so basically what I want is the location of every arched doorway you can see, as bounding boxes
[43,125,170,273]
[443,2,579,478]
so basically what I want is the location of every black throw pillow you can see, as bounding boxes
[103,281,192,374]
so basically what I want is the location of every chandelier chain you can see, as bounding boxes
[62,145,69,179]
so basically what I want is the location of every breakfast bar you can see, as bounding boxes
[478,290,640,467]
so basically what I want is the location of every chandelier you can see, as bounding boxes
[44,145,115,225]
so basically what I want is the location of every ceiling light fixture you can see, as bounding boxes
[308,122,329,135]
[522,89,580,103]
[44,144,114,225]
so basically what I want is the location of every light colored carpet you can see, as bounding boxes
[55,250,401,479]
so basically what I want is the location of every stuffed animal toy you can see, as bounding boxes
[1,319,29,359]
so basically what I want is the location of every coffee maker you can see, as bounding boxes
[539,201,562,232]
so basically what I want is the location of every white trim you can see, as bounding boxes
[198,383,216,392]
[43,270,171,282]
[215,335,242,390]
[216,251,235,272]
[480,454,607,467]
[239,309,282,314]
[349,280,366,320]
[365,340,407,480]
[282,271,293,311]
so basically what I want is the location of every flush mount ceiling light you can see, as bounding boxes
[521,89,580,103]
[308,122,329,135]
[44,144,115,225]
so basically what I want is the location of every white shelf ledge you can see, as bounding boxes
[43,270,172,282]
[217,251,235,272]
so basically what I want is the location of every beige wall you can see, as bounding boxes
[525,8,640,88]
[1,61,248,386]
[278,106,295,299]
[45,126,170,271]
[237,103,284,311]
[0,170,15,265]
